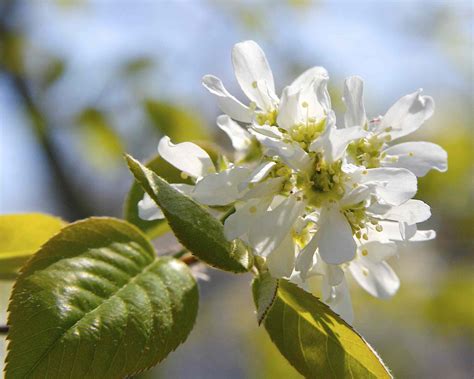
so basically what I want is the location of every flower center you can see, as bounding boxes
[348,135,388,168]
[304,155,345,207]
[288,118,326,150]
[255,110,277,126]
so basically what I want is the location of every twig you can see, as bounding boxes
[0,325,8,334]
[0,2,91,221]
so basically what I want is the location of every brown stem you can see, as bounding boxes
[180,255,199,266]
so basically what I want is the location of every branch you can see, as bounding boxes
[0,4,91,221]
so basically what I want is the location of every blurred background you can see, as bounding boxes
[0,0,472,377]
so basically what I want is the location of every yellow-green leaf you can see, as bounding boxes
[253,276,392,378]
[144,100,209,142]
[0,213,65,279]
[76,108,125,169]
[5,217,198,378]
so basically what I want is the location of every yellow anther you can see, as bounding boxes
[302,101,309,108]
[408,152,414,157]
[362,170,368,175]
[180,172,189,180]
[375,225,383,232]
[249,206,257,214]
[361,249,368,256]
[363,233,369,240]
[252,81,258,89]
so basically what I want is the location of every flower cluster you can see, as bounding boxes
[139,41,447,323]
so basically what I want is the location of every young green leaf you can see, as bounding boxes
[124,154,189,239]
[144,100,210,142]
[0,213,65,279]
[5,217,198,379]
[126,154,252,273]
[75,108,125,169]
[252,271,279,325]
[253,277,392,379]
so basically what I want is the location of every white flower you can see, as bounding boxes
[202,40,329,129]
[343,76,448,177]
[140,40,447,325]
[138,135,251,220]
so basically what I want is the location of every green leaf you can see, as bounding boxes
[5,217,198,378]
[122,57,154,76]
[126,154,252,273]
[40,58,65,90]
[253,272,278,325]
[253,277,392,379]
[144,100,209,142]
[124,154,190,239]
[75,108,125,169]
[0,213,65,279]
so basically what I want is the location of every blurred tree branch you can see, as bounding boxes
[0,0,91,221]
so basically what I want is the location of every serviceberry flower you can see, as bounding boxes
[140,40,446,324]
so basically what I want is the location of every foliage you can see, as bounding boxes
[5,218,198,378]
[0,213,65,279]
[253,273,392,378]
[126,155,252,273]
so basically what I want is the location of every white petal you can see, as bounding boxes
[410,229,436,241]
[249,194,305,257]
[158,136,215,178]
[326,264,345,286]
[400,221,417,240]
[223,197,271,240]
[232,40,276,111]
[343,76,367,128]
[350,260,400,299]
[313,125,367,163]
[377,221,436,242]
[283,76,331,130]
[322,277,354,324]
[241,177,284,200]
[192,167,251,206]
[202,75,253,122]
[382,141,447,177]
[309,112,366,162]
[138,193,164,221]
[171,183,195,196]
[238,160,277,192]
[369,199,431,224]
[216,114,252,151]
[295,234,319,279]
[290,66,328,91]
[360,167,417,206]
[257,135,312,172]
[381,89,435,140]
[276,86,302,131]
[317,206,356,265]
[266,233,296,278]
[305,79,330,122]
[358,240,398,262]
[249,122,283,139]
[339,185,372,207]
[247,161,277,184]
